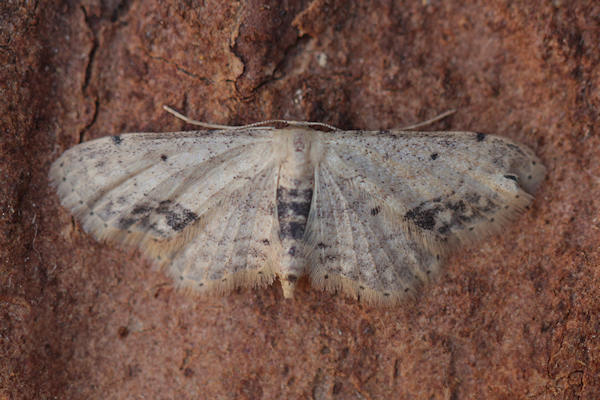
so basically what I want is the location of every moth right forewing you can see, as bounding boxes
[305,159,441,305]
[320,130,545,249]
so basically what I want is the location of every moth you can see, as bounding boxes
[49,107,545,305]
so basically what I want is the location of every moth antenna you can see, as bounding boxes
[392,109,457,131]
[162,105,238,130]
[163,105,339,131]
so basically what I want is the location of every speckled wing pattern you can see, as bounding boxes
[49,129,281,294]
[49,124,545,305]
[306,131,545,304]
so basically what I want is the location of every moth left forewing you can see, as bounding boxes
[50,128,282,294]
[50,128,274,242]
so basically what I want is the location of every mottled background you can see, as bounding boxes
[1,1,599,399]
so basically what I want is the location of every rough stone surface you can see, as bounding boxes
[1,1,599,399]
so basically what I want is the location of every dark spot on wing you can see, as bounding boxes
[405,204,441,231]
[476,133,486,142]
[116,199,198,234]
[112,135,122,145]
[156,200,172,212]
[445,200,465,212]
[164,208,198,232]
[160,154,168,161]
[406,194,500,236]
[118,217,136,230]
[430,153,438,160]
[262,239,270,245]
[132,205,152,215]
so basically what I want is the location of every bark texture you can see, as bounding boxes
[1,1,599,398]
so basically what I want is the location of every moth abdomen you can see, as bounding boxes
[275,129,319,298]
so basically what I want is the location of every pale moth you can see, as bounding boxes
[49,107,545,305]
